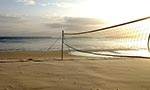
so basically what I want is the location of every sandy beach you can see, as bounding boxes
[0,51,150,90]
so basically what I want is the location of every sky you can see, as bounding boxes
[0,0,149,37]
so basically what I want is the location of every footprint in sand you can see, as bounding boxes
[4,85,14,90]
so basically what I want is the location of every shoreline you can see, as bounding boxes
[0,50,92,62]
[0,50,150,60]
[0,50,69,60]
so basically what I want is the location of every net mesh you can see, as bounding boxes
[64,17,150,58]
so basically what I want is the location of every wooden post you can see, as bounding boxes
[61,30,64,60]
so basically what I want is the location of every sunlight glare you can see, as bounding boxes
[76,0,150,24]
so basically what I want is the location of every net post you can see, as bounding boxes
[61,30,64,60]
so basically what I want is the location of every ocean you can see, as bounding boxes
[0,37,149,57]
[0,37,62,51]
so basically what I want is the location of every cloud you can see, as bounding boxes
[17,0,35,5]
[47,17,106,32]
[39,2,51,7]
[39,2,74,8]
[51,2,74,8]
[0,14,106,37]
[0,14,48,36]
[0,14,22,23]
[0,14,66,36]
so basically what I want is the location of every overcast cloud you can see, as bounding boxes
[47,17,105,32]
[0,14,105,37]
[17,0,35,5]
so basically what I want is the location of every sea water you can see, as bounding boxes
[0,37,62,51]
[0,37,149,57]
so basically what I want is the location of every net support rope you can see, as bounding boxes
[38,36,61,59]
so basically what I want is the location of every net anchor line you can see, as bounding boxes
[47,36,61,51]
[64,16,150,35]
[63,41,150,59]
[38,36,61,59]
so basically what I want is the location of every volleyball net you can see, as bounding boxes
[63,17,150,58]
